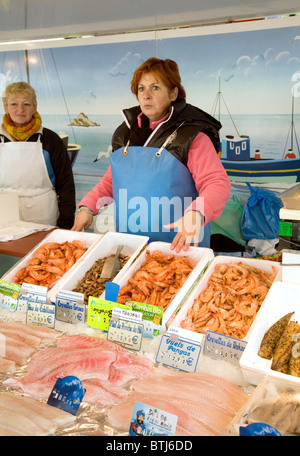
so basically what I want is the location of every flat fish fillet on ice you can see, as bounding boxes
[81,379,127,408]
[4,335,154,408]
[107,391,218,436]
[0,392,75,436]
[29,336,152,386]
[115,366,248,436]
[0,356,15,374]
[4,348,118,398]
[56,334,127,351]
[132,367,248,417]
[0,408,47,436]
[24,336,130,385]
[0,334,36,365]
[0,320,61,367]
[2,392,76,427]
[0,326,41,349]
[0,320,60,344]
[109,351,153,386]
[56,334,154,385]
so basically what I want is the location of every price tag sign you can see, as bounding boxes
[87,296,131,331]
[111,306,143,323]
[18,283,47,312]
[107,312,144,351]
[55,290,85,324]
[0,280,21,311]
[203,330,247,365]
[126,300,163,338]
[156,332,201,372]
[26,301,56,328]
[279,221,293,237]
[129,401,177,436]
[47,375,86,416]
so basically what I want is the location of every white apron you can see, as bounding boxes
[0,139,58,226]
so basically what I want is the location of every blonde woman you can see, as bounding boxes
[0,81,75,228]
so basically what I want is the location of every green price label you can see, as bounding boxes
[87,297,131,331]
[279,221,293,237]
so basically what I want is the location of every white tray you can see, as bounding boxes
[169,255,281,344]
[48,232,149,305]
[1,229,101,295]
[108,241,214,327]
[240,281,300,386]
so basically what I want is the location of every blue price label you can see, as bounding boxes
[47,376,86,416]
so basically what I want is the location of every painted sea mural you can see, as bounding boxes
[1,17,300,212]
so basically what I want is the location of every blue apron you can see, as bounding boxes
[110,145,210,246]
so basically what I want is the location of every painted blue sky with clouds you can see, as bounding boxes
[1,21,300,116]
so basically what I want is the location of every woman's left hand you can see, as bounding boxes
[163,210,204,253]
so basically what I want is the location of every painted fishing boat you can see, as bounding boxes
[220,134,300,184]
[67,143,81,167]
[59,132,81,167]
[212,80,300,184]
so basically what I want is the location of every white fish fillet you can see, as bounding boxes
[4,379,54,402]
[115,367,249,436]
[56,334,127,352]
[0,320,59,342]
[0,393,56,435]
[0,326,41,348]
[0,334,36,365]
[0,392,75,436]
[12,336,152,387]
[0,321,60,368]
[171,396,235,435]
[2,392,76,427]
[0,409,47,436]
[4,348,118,395]
[24,336,128,383]
[0,356,16,374]
[4,335,154,408]
[81,379,127,408]
[109,351,154,386]
[107,391,218,436]
[132,367,247,416]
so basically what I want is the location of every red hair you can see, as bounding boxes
[131,58,186,99]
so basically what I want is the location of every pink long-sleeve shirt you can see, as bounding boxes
[79,126,231,226]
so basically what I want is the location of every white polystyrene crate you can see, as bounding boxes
[169,255,281,345]
[107,241,214,327]
[240,281,300,386]
[48,232,149,305]
[1,229,101,292]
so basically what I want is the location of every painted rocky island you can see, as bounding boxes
[69,112,100,127]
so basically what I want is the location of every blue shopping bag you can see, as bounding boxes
[241,182,283,240]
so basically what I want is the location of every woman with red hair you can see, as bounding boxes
[73,58,230,252]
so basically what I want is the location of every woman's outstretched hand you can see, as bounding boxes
[71,211,93,231]
[163,210,203,253]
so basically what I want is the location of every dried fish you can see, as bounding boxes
[271,321,300,371]
[258,312,294,360]
[288,332,300,377]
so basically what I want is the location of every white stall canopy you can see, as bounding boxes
[0,0,300,43]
